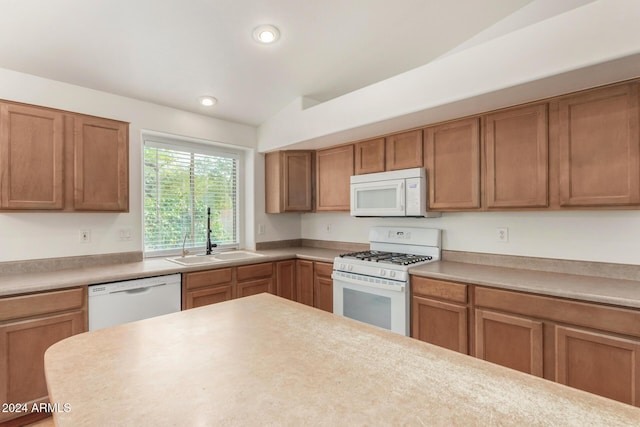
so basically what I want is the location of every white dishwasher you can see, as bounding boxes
[88,274,181,331]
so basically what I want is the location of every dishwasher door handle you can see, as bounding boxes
[111,283,167,295]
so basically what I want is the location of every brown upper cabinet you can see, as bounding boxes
[0,100,129,212]
[485,104,549,209]
[265,150,314,213]
[73,116,128,211]
[424,117,481,210]
[0,103,65,209]
[316,145,353,211]
[555,83,640,207]
[354,137,385,174]
[385,129,423,171]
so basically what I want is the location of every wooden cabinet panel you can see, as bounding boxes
[557,83,640,206]
[0,103,64,209]
[295,260,314,307]
[475,309,543,377]
[237,262,273,282]
[354,138,385,174]
[316,145,354,211]
[412,296,468,354]
[314,261,333,312]
[485,104,549,208]
[73,116,128,211]
[411,276,467,304]
[275,260,296,300]
[0,287,87,422]
[425,118,481,210]
[385,130,423,170]
[265,151,313,213]
[0,311,85,422]
[556,326,640,406]
[185,285,233,309]
[237,278,273,298]
[0,287,84,322]
[184,268,233,291]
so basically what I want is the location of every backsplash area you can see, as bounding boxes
[300,210,640,266]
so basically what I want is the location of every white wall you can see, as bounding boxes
[258,0,640,152]
[301,211,640,265]
[0,67,262,262]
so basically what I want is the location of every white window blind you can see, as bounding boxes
[143,139,239,255]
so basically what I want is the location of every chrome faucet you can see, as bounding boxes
[182,233,190,257]
[206,207,218,255]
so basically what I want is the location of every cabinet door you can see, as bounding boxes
[74,116,128,211]
[284,151,313,211]
[354,138,385,174]
[0,103,64,209]
[556,326,640,406]
[557,83,640,206]
[316,145,354,211]
[385,129,423,170]
[275,260,296,300]
[485,104,548,208]
[425,118,481,209]
[412,296,468,354]
[475,309,543,377]
[237,278,273,298]
[314,262,333,313]
[185,285,233,309]
[0,311,85,422]
[296,260,314,307]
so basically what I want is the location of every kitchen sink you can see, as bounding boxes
[166,255,222,266]
[212,251,265,261]
[166,251,264,265]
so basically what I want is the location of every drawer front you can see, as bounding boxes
[184,268,233,290]
[237,262,274,282]
[314,262,333,278]
[0,287,85,322]
[411,276,467,304]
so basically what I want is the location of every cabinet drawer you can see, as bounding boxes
[0,287,85,322]
[237,263,273,281]
[314,262,333,278]
[411,276,467,304]
[184,268,232,290]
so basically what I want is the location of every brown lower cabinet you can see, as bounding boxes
[0,287,87,423]
[411,276,469,354]
[295,259,333,312]
[411,275,640,407]
[183,260,332,312]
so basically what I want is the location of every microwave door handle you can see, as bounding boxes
[399,182,405,211]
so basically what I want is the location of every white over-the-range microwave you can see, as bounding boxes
[350,167,441,217]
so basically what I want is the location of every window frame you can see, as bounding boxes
[142,133,242,258]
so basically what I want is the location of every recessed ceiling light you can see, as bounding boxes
[199,96,217,107]
[253,25,280,44]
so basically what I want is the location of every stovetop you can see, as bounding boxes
[339,250,433,266]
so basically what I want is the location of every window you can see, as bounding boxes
[143,137,240,256]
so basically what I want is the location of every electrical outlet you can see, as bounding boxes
[118,228,132,241]
[497,227,509,243]
[79,229,91,243]
[325,224,332,234]
[258,223,266,235]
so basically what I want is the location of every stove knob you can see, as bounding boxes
[348,265,353,272]
[379,269,386,276]
[390,271,396,278]
[340,263,346,270]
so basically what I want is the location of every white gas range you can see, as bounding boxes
[332,226,441,336]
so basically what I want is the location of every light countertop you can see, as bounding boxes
[45,293,640,426]
[3,247,640,310]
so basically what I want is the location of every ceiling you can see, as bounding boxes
[0,0,536,126]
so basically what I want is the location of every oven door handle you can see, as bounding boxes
[332,273,405,292]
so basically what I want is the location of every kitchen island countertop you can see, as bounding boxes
[45,293,640,426]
